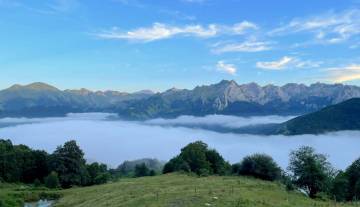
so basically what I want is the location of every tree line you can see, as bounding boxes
[0,139,110,189]
[1,139,360,202]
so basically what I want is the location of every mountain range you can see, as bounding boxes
[1,80,360,119]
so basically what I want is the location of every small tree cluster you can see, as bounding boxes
[163,141,230,176]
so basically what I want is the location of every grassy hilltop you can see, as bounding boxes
[54,173,354,207]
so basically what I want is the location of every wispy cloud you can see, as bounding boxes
[326,65,360,83]
[47,0,78,12]
[256,56,293,70]
[256,56,323,70]
[270,9,360,44]
[216,61,237,75]
[95,21,257,42]
[212,39,272,53]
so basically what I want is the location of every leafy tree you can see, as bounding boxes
[149,170,156,176]
[44,171,60,189]
[180,141,211,175]
[163,141,230,176]
[163,155,190,174]
[288,146,334,198]
[330,171,349,202]
[49,140,88,188]
[345,158,360,200]
[238,154,281,181]
[231,163,241,175]
[87,162,109,185]
[206,149,230,175]
[134,163,150,177]
[94,173,110,184]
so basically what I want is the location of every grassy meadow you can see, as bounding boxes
[54,173,358,207]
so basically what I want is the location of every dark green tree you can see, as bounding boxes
[238,153,281,181]
[163,141,230,176]
[49,140,88,188]
[345,158,360,200]
[288,146,334,198]
[163,155,190,174]
[330,171,349,202]
[0,139,18,182]
[44,171,60,189]
[180,141,211,175]
[86,162,109,185]
[134,163,150,177]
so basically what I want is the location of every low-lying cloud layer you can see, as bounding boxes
[145,114,294,129]
[0,113,359,170]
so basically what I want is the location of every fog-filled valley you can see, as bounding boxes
[1,113,359,170]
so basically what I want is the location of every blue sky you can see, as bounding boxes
[0,0,360,92]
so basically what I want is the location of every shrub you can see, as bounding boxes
[238,154,281,181]
[33,178,42,187]
[44,171,60,189]
[134,163,150,177]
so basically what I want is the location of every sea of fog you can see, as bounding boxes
[0,113,359,170]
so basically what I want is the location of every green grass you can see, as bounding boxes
[55,173,358,207]
[0,183,61,207]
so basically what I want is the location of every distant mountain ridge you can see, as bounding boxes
[117,80,360,119]
[1,80,360,119]
[0,82,154,117]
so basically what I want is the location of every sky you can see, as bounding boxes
[0,0,360,92]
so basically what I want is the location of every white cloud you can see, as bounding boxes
[95,21,257,42]
[270,9,360,44]
[231,21,258,34]
[96,23,217,42]
[256,56,293,70]
[256,56,322,70]
[326,64,360,83]
[212,39,272,53]
[216,61,237,75]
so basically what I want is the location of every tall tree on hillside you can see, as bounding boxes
[288,146,334,198]
[49,140,88,188]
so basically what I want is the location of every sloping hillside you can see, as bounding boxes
[54,173,350,207]
[278,98,360,135]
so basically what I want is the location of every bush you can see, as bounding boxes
[238,154,281,181]
[134,163,150,177]
[44,171,60,189]
[94,173,110,184]
[33,178,42,187]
